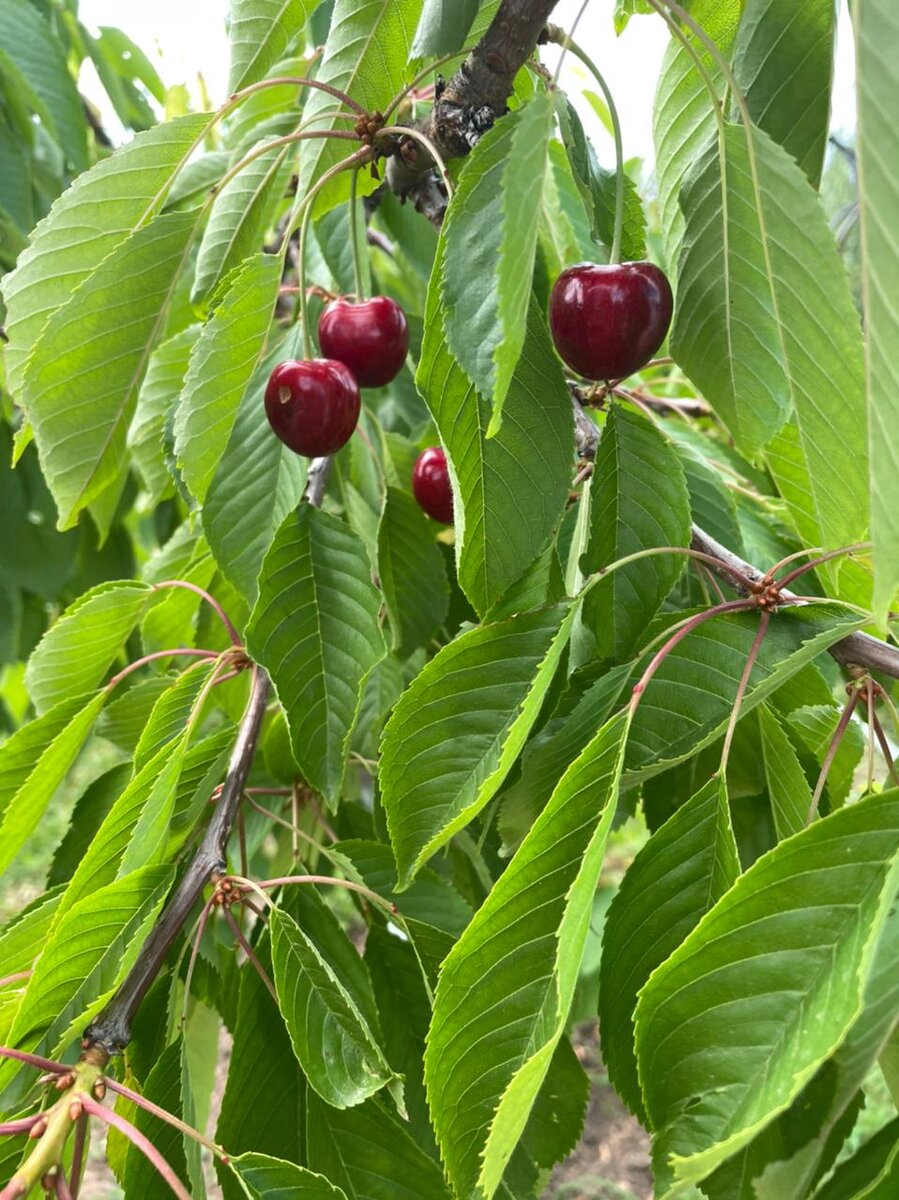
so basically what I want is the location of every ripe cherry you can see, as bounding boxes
[412,447,453,525]
[264,359,360,457]
[548,261,673,382]
[318,295,409,388]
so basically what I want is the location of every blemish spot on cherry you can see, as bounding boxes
[548,261,673,382]
[412,447,453,525]
[318,295,409,388]
[264,359,360,457]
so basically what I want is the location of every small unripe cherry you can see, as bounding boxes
[318,295,409,388]
[548,261,673,382]
[412,447,453,525]
[264,359,360,457]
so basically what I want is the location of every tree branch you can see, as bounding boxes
[385,0,560,222]
[573,401,899,681]
[83,669,270,1056]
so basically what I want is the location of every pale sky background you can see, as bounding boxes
[78,0,857,170]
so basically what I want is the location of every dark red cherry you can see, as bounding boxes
[318,295,409,388]
[548,261,673,382]
[412,447,453,525]
[264,359,360,457]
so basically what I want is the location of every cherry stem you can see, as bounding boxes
[0,1047,66,1074]
[583,544,754,594]
[151,580,242,646]
[222,907,278,1005]
[629,599,757,717]
[102,1077,224,1158]
[376,126,454,198]
[0,971,31,989]
[719,610,770,776]
[226,74,364,116]
[773,543,871,591]
[70,1115,87,1200]
[80,1095,190,1200]
[866,677,877,794]
[547,28,625,264]
[0,1116,43,1136]
[105,648,220,693]
[55,1169,73,1200]
[180,895,215,1031]
[348,167,365,300]
[872,714,899,788]
[239,873,393,915]
[808,688,862,824]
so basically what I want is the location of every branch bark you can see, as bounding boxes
[385,0,560,222]
[83,669,270,1056]
[573,401,899,681]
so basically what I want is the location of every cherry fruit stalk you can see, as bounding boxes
[548,262,673,382]
[412,447,453,525]
[318,295,409,388]
[264,359,360,457]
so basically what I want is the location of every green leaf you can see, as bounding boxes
[191,140,290,308]
[175,254,280,501]
[229,1153,347,1200]
[121,1040,190,1200]
[0,112,208,397]
[128,326,199,504]
[498,662,632,856]
[48,765,131,888]
[0,888,64,981]
[582,404,690,660]
[247,506,386,806]
[624,605,863,782]
[216,966,304,1199]
[856,0,899,620]
[0,692,106,881]
[733,0,836,187]
[599,778,739,1122]
[425,713,629,1198]
[0,0,88,174]
[672,122,869,558]
[306,1090,452,1200]
[381,603,575,886]
[203,347,307,603]
[441,95,554,432]
[228,0,316,91]
[556,98,647,262]
[813,1117,899,1200]
[635,790,899,1196]
[377,486,449,657]
[296,0,426,214]
[4,866,171,1059]
[738,905,899,1200]
[25,581,151,713]
[270,898,402,1110]
[786,703,864,811]
[417,284,573,617]
[757,703,812,840]
[411,0,480,57]
[21,210,200,527]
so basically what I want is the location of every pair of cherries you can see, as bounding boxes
[264,295,408,457]
[264,292,454,524]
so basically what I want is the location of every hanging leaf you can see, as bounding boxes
[599,778,739,1120]
[228,1153,348,1199]
[757,703,812,840]
[175,253,281,502]
[425,713,629,1198]
[380,603,575,886]
[635,790,899,1196]
[377,486,449,657]
[0,112,207,396]
[733,0,836,188]
[856,0,899,621]
[411,0,480,57]
[581,403,690,660]
[270,899,403,1111]
[441,95,554,432]
[228,0,317,91]
[128,326,199,504]
[247,506,386,806]
[25,581,152,713]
